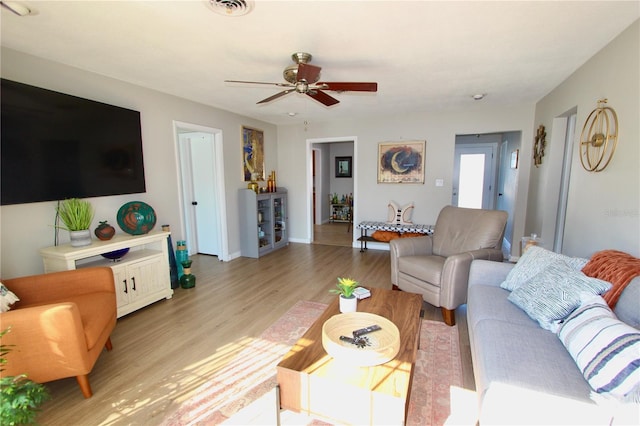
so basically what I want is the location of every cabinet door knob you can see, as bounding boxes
[123,279,128,293]
[192,201,198,206]
[131,277,136,291]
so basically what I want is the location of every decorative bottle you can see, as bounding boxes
[521,233,542,255]
[180,260,196,289]
[176,240,188,278]
[162,225,180,289]
[95,221,116,241]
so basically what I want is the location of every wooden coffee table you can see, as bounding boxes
[277,288,423,425]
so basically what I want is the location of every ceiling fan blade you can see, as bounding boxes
[297,63,321,83]
[317,82,378,92]
[257,89,294,104]
[307,90,339,106]
[225,80,292,88]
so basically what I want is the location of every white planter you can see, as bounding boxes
[69,229,92,247]
[339,295,357,313]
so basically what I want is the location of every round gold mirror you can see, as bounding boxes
[579,99,618,172]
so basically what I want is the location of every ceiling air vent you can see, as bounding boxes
[207,0,254,17]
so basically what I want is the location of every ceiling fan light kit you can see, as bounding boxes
[207,0,254,17]
[225,52,378,107]
[579,99,619,172]
[0,0,32,16]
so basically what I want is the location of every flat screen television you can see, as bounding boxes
[1,78,146,205]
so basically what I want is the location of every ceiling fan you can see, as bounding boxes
[225,52,378,106]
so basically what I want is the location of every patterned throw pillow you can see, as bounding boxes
[501,245,588,291]
[558,295,640,402]
[0,283,20,313]
[386,201,414,225]
[507,260,611,331]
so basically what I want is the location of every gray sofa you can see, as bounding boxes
[467,259,640,425]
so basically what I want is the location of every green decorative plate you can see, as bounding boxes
[117,201,156,235]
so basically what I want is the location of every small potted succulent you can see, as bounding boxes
[330,277,359,313]
[56,198,95,247]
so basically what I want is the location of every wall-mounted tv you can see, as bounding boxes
[1,78,146,205]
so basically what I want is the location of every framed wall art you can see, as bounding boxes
[242,126,265,181]
[377,141,426,184]
[335,156,352,178]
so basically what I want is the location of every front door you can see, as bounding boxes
[452,145,496,209]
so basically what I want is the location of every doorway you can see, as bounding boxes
[453,132,520,257]
[307,137,356,247]
[452,143,497,209]
[550,111,577,253]
[174,121,229,261]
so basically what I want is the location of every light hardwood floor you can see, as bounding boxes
[37,243,474,425]
[313,222,353,247]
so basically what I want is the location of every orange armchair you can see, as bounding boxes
[0,267,117,398]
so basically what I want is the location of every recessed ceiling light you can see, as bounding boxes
[207,0,254,17]
[287,112,297,117]
[472,94,486,101]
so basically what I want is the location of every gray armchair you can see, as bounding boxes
[390,205,507,325]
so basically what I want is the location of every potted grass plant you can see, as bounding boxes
[56,198,95,247]
[330,277,359,313]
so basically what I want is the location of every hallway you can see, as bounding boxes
[313,222,353,247]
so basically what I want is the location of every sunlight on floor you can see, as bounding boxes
[225,384,478,426]
[97,336,273,423]
[444,386,478,425]
[280,337,315,361]
[221,388,327,426]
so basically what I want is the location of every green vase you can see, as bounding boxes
[180,260,196,289]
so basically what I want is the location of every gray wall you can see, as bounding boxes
[2,19,638,277]
[329,142,355,202]
[1,47,277,278]
[276,106,535,252]
[276,20,639,259]
[529,20,639,258]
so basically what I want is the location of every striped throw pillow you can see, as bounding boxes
[558,295,640,401]
[508,260,611,331]
[501,246,588,291]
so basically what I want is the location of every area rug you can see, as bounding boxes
[163,300,464,425]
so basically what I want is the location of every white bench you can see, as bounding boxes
[356,221,434,252]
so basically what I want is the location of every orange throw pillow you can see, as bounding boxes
[400,232,423,238]
[582,250,640,308]
[371,230,400,242]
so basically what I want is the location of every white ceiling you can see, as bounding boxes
[1,1,638,125]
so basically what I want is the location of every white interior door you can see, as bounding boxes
[178,130,222,257]
[190,134,219,255]
[452,145,496,209]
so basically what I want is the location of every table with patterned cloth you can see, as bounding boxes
[357,221,434,252]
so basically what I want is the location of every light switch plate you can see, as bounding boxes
[435,179,444,187]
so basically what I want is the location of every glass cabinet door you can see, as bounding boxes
[273,195,286,248]
[257,197,272,250]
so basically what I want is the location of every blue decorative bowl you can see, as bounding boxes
[117,201,156,235]
[101,248,130,260]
